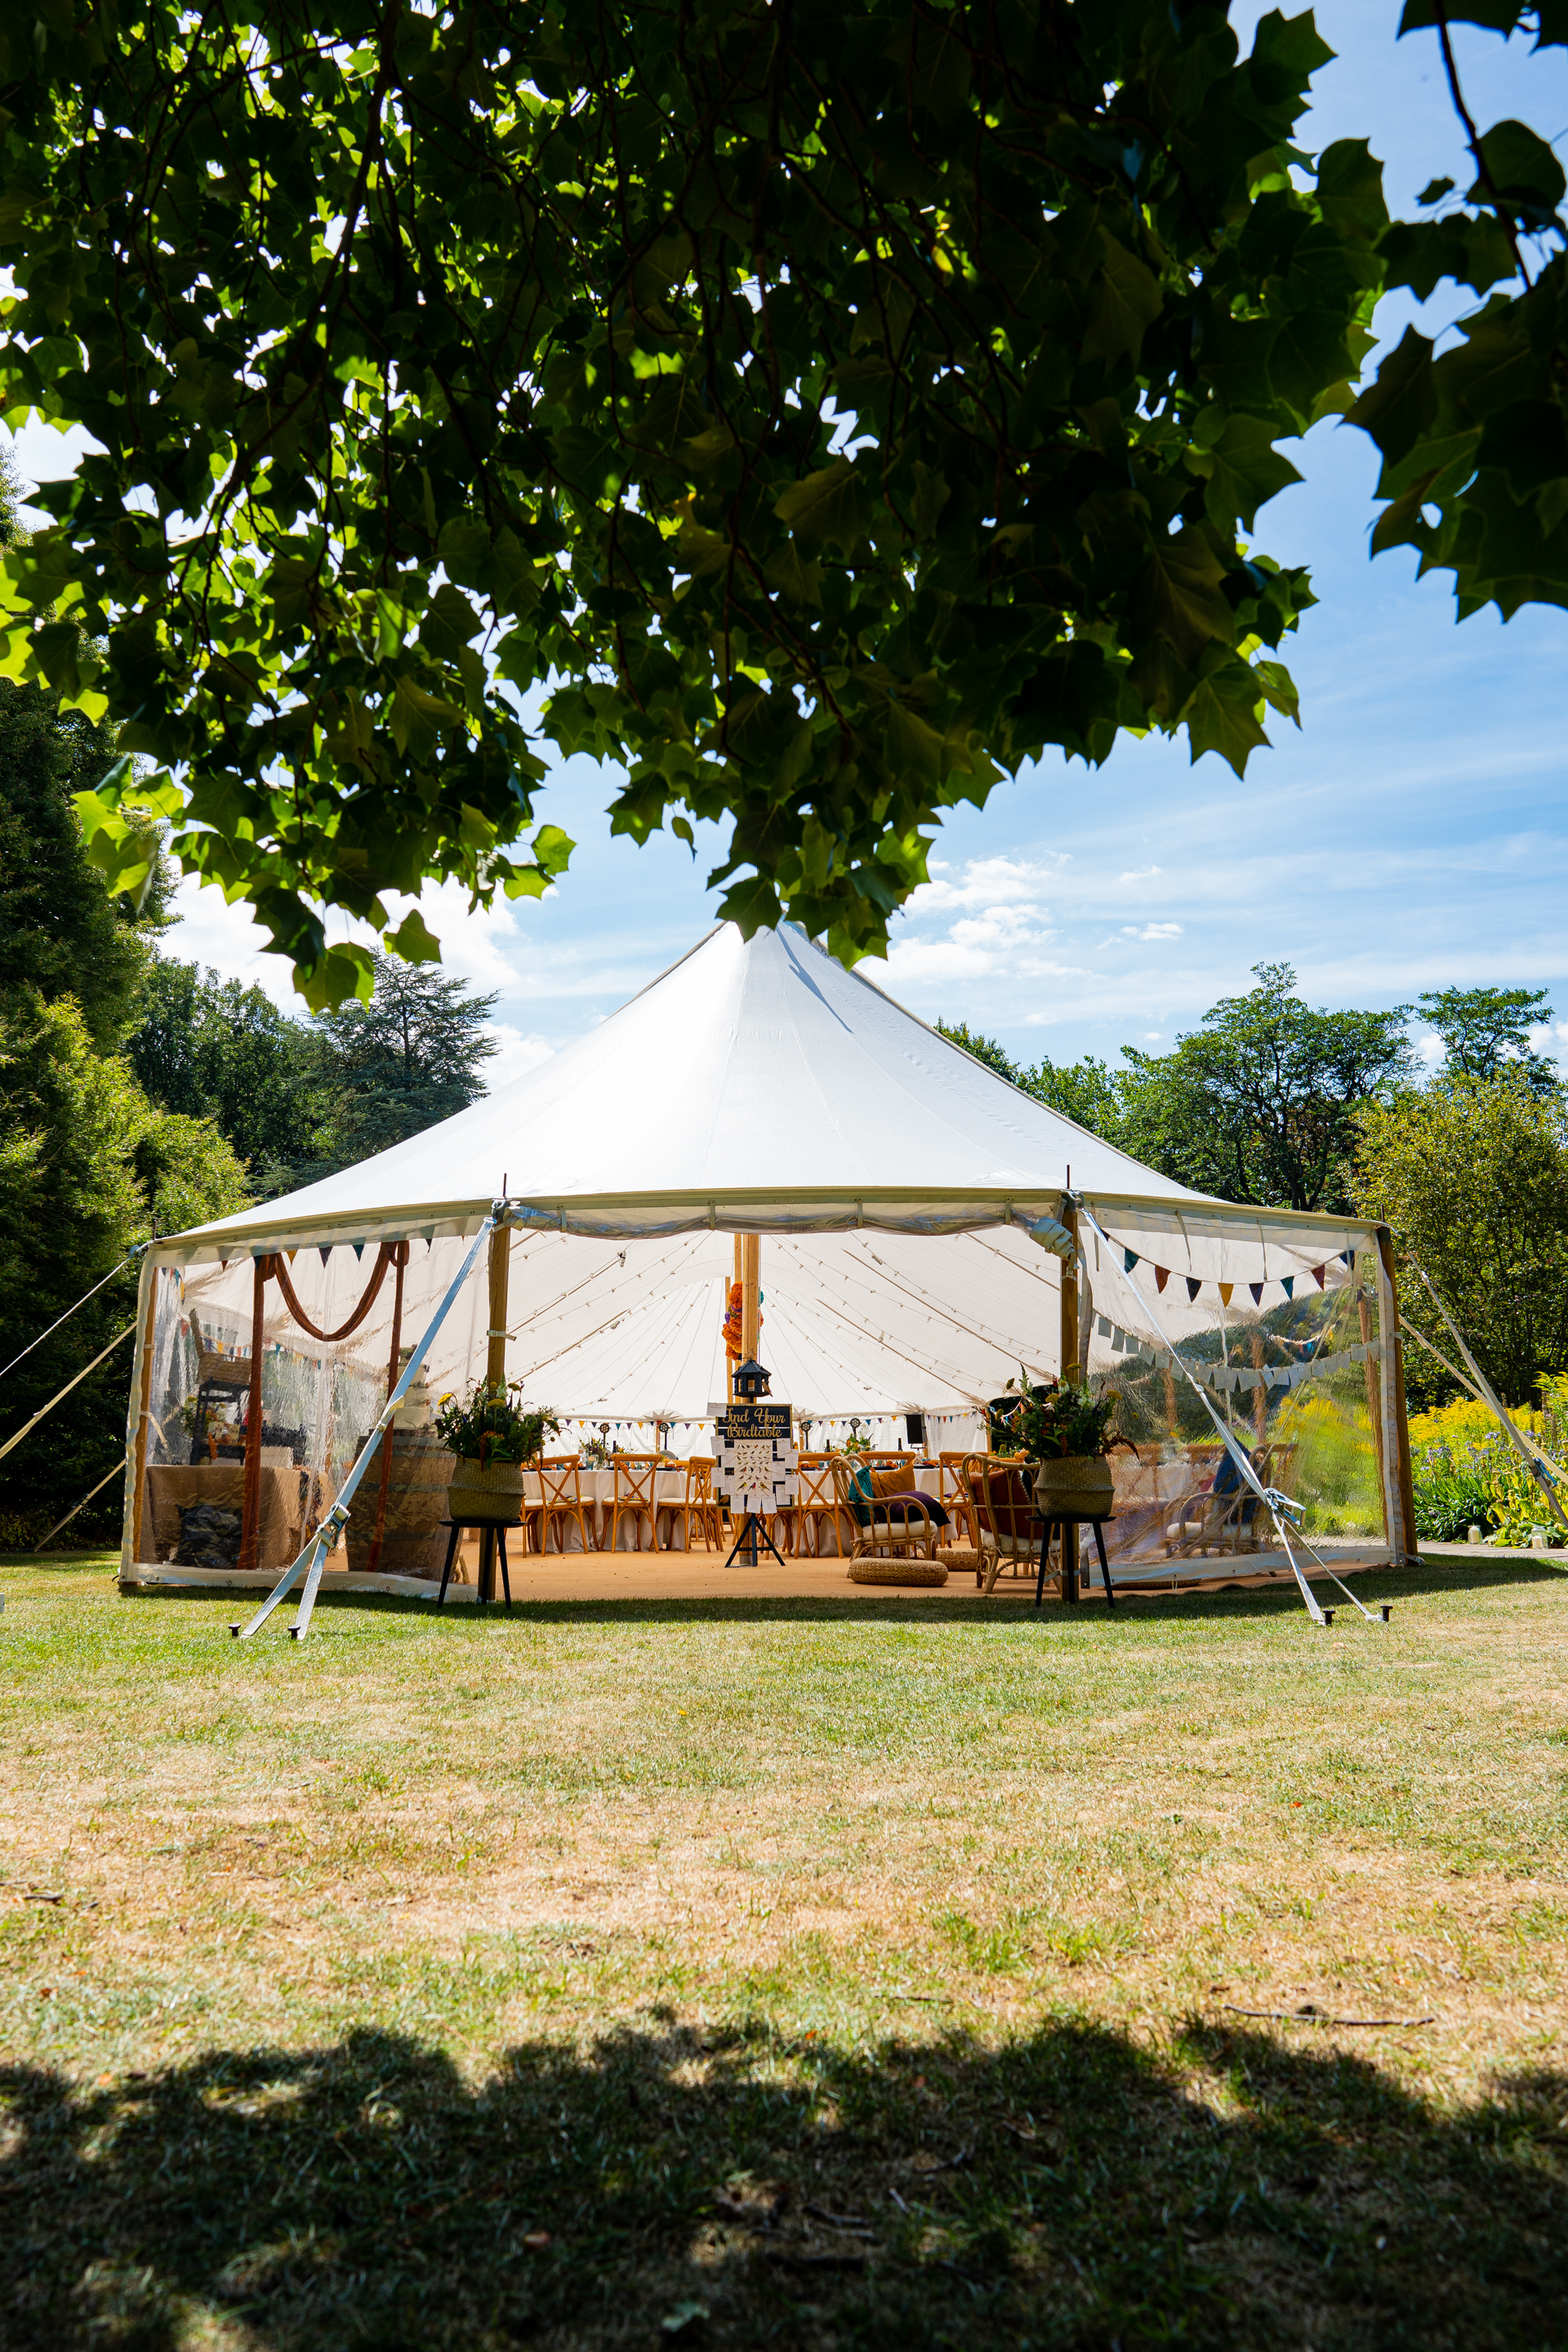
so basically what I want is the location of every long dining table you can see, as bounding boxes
[521,1465,703,1552]
[519,1459,958,1557]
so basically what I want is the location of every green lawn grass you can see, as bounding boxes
[2,1549,1566,2349]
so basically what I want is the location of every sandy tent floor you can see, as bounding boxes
[126,1536,1393,1606]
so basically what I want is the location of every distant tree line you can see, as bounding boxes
[127,951,498,1200]
[941,969,1568,1410]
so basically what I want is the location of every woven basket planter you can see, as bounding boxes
[447,1456,528,1521]
[1032,1455,1115,1516]
[847,1557,948,1587]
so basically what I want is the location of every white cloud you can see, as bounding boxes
[902,853,1066,916]
[1118,864,1163,884]
[485,1024,557,1088]
[1119,921,1184,942]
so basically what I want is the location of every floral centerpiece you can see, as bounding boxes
[1000,1367,1132,1515]
[434,1379,560,1518]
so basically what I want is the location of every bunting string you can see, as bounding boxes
[1118,1243,1355,1301]
[1092,1316,1386,1394]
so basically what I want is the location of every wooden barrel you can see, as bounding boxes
[345,1428,448,1579]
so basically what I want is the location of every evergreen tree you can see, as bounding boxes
[314,952,498,1163]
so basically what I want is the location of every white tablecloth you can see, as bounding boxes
[523,1467,706,1552]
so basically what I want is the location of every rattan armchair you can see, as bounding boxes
[962,1453,1053,1596]
[828,1453,939,1566]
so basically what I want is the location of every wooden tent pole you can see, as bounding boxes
[365,1241,408,1576]
[1059,1200,1081,1381]
[479,1220,512,1597]
[1374,1227,1419,1565]
[729,1233,743,1401]
[1359,1286,1386,1505]
[126,1256,158,1575]
[742,1233,760,1362]
[238,1256,268,1573]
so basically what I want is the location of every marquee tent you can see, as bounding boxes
[121,924,1416,1592]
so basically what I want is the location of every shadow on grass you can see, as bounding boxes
[2,2018,1564,2350]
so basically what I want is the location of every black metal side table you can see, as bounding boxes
[1031,1511,1117,1610]
[430,1516,521,1611]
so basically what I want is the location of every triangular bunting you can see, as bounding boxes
[1340,1249,1355,1265]
[1187,1276,1202,1301]
[1312,1264,1325,1288]
[1249,1281,1263,1304]
[1218,1282,1233,1306]
[318,1246,332,1265]
[1155,1267,1169,1293]
[1124,1247,1139,1272]
[352,1241,365,1260]
[1281,1275,1294,1298]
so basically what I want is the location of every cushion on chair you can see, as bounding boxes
[870,1463,915,1498]
[968,1466,1035,1544]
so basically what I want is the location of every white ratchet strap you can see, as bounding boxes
[1075,1202,1376,1626]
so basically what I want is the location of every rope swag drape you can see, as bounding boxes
[238,1241,412,1575]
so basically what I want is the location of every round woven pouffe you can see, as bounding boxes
[938,1547,983,1586]
[847,1557,948,1586]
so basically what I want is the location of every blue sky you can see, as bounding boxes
[9,2,1567,1085]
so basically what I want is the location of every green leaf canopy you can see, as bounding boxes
[0,2,1382,998]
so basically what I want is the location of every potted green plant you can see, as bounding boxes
[1000,1367,1132,1517]
[434,1380,561,1519]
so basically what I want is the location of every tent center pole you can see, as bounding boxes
[480,1222,512,1599]
[729,1234,744,1402]
[742,1234,760,1365]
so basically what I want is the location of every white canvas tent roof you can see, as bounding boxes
[152,924,1386,1424]
[176,923,1196,1254]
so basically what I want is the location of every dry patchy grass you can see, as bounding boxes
[1,1549,1566,2348]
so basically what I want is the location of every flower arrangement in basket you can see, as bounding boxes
[1000,1366,1134,1515]
[434,1380,561,1517]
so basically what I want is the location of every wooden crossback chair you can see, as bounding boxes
[609,1455,661,1552]
[655,1458,715,1552]
[685,1455,724,1549]
[784,1453,844,1556]
[532,1455,593,1556]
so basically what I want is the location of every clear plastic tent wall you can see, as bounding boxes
[1076,1199,1409,1573]
[124,1198,1407,1583]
